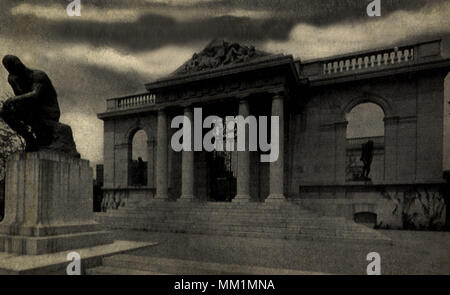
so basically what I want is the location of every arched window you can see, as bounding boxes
[132,130,148,161]
[130,129,148,186]
[345,102,385,182]
[346,103,384,139]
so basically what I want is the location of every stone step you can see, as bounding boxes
[95,218,389,244]
[94,202,391,244]
[96,216,363,231]
[101,209,323,218]
[101,216,319,225]
[114,209,311,216]
[96,215,351,229]
[142,205,304,209]
[122,204,306,212]
[96,219,379,237]
[97,216,350,228]
[99,210,322,219]
[101,254,326,275]
[118,209,313,216]
[99,216,325,226]
[86,265,169,275]
[116,208,315,215]
[123,202,307,208]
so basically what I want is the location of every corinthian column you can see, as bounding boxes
[155,109,168,201]
[179,107,195,201]
[233,99,251,202]
[266,93,286,202]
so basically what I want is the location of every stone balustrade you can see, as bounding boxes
[107,93,156,111]
[322,46,415,75]
[300,39,443,80]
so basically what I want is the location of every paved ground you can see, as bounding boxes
[111,230,450,275]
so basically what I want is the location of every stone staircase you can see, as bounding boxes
[95,201,391,244]
[87,254,326,275]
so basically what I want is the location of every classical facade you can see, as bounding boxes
[98,39,450,229]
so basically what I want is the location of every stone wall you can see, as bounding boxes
[289,71,447,191]
[103,115,157,189]
[295,184,446,229]
[288,70,448,226]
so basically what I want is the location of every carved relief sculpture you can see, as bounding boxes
[175,39,268,75]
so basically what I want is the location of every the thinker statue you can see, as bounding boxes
[0,55,79,157]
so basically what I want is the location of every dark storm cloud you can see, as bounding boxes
[47,15,292,52]
[16,0,446,20]
[224,0,440,21]
[1,12,291,53]
[2,0,448,55]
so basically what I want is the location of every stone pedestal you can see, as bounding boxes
[0,151,112,255]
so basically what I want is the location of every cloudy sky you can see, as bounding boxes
[0,0,449,167]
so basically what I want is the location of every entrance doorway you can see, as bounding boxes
[202,102,239,202]
[208,150,236,202]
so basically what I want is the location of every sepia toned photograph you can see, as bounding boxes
[0,0,449,281]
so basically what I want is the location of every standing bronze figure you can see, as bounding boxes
[360,140,374,180]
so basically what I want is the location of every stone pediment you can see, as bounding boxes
[172,39,271,76]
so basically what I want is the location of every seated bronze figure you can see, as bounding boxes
[0,55,79,157]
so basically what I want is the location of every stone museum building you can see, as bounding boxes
[97,39,450,234]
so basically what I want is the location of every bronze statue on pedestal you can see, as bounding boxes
[0,55,79,157]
